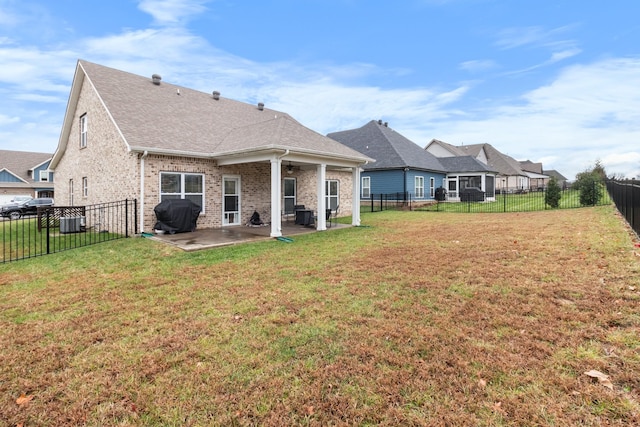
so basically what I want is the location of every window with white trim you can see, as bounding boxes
[415,176,424,198]
[79,114,87,148]
[429,177,435,198]
[39,170,50,182]
[69,179,74,205]
[160,172,204,212]
[362,176,370,198]
[325,179,339,210]
[82,177,88,198]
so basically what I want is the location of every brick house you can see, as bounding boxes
[50,60,372,237]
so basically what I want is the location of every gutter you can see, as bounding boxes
[139,150,148,233]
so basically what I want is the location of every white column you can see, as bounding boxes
[270,157,282,237]
[352,166,361,226]
[316,163,327,230]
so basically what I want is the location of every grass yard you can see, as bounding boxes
[1,206,639,426]
[416,188,612,213]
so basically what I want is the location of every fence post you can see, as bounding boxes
[125,199,129,238]
[134,199,138,235]
[46,209,51,254]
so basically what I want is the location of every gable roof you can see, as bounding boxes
[327,120,444,172]
[452,143,527,176]
[437,155,498,174]
[520,160,543,174]
[52,60,371,168]
[425,139,468,157]
[544,169,568,181]
[0,149,52,185]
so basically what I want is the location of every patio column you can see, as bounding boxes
[316,163,327,231]
[352,166,361,226]
[270,157,282,237]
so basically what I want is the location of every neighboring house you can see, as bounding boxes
[520,160,549,191]
[0,150,54,204]
[426,140,531,193]
[327,120,447,203]
[49,60,372,237]
[436,156,498,201]
[543,169,569,189]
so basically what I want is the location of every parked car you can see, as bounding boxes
[0,197,54,219]
[11,195,33,203]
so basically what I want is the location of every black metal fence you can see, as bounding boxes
[1,199,137,264]
[362,183,613,214]
[363,192,412,212]
[606,179,640,237]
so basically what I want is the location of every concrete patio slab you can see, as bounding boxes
[146,222,349,251]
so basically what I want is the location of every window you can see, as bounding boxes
[82,177,88,197]
[69,179,74,205]
[429,177,435,198]
[39,170,50,182]
[362,176,371,199]
[79,114,87,148]
[415,176,424,198]
[283,177,296,214]
[160,172,204,212]
[325,180,339,210]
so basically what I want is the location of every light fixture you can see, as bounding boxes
[287,162,294,175]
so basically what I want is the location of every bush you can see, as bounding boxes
[545,176,561,208]
[574,172,603,206]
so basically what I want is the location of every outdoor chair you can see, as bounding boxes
[326,205,339,228]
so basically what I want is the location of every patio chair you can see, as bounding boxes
[326,205,339,228]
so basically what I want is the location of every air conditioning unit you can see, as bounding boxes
[60,216,85,234]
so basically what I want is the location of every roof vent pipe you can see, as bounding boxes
[384,122,388,127]
[378,119,382,125]
[152,74,162,85]
[212,91,220,100]
[258,102,264,111]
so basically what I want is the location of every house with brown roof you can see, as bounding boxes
[50,60,372,237]
[0,150,54,204]
[425,139,535,193]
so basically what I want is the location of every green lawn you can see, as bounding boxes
[417,188,612,213]
[1,206,639,426]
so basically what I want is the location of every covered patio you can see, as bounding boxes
[146,221,350,251]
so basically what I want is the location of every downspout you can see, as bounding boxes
[278,149,290,161]
[139,150,148,233]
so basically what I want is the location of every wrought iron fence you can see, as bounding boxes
[1,199,137,264]
[418,185,611,213]
[363,192,412,212]
[606,179,639,237]
[361,183,612,214]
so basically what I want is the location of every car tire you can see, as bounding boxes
[9,211,21,220]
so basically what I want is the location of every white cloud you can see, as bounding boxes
[425,57,640,179]
[138,0,210,26]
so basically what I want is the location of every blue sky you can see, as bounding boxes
[1,0,639,179]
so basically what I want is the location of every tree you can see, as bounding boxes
[545,176,562,208]
[574,162,605,206]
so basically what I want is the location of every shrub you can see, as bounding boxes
[545,176,561,208]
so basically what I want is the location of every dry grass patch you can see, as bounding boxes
[1,206,639,426]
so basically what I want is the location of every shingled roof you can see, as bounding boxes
[327,120,444,172]
[52,60,370,166]
[437,155,497,173]
[0,149,52,187]
[456,143,526,176]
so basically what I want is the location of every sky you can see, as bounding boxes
[1,0,639,180]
